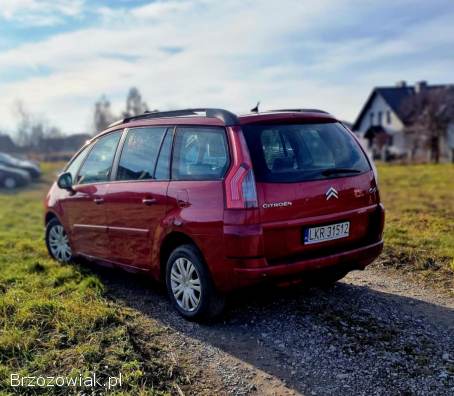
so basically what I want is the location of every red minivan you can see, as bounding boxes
[45,109,384,320]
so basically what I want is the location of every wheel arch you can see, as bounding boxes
[159,231,203,281]
[45,211,59,226]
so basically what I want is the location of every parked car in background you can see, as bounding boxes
[0,152,41,179]
[0,163,31,189]
[45,108,384,321]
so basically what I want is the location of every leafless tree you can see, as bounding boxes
[402,86,454,163]
[93,95,115,133]
[93,88,149,134]
[15,101,32,147]
[14,101,62,148]
[123,87,148,118]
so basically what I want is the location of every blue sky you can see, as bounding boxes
[0,0,454,134]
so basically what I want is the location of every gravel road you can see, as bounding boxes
[97,263,453,396]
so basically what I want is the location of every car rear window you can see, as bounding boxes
[242,122,371,183]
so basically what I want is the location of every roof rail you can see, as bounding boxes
[107,108,239,128]
[265,108,329,114]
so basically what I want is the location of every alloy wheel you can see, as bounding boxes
[170,257,202,312]
[48,224,72,262]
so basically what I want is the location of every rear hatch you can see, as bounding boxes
[242,121,380,263]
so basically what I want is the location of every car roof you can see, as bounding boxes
[94,109,338,140]
[238,111,337,125]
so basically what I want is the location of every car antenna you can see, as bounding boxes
[250,101,260,113]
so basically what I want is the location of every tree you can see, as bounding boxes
[402,86,454,163]
[123,87,148,118]
[93,95,115,133]
[14,101,62,148]
[92,88,149,134]
[15,101,32,147]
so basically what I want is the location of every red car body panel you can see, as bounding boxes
[103,180,170,269]
[45,111,384,294]
[62,183,111,258]
[165,180,229,289]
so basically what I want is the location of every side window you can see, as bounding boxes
[172,127,229,180]
[77,131,121,184]
[116,127,166,181]
[65,143,92,181]
[155,129,173,180]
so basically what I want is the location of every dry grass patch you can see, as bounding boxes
[376,163,454,294]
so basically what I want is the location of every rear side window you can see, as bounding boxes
[116,127,167,181]
[172,127,229,180]
[243,123,370,183]
[76,131,121,184]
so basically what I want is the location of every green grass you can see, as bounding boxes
[0,162,452,393]
[377,163,454,293]
[0,163,185,395]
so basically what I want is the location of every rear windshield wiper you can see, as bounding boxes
[321,168,362,176]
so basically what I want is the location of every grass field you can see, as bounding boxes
[0,163,186,395]
[376,163,454,294]
[0,162,452,394]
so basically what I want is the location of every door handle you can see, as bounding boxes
[177,200,190,208]
[93,198,104,205]
[142,198,157,206]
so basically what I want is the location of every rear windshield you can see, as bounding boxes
[242,122,371,183]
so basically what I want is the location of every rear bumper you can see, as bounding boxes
[231,239,383,288]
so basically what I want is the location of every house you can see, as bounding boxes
[39,133,91,161]
[0,134,18,153]
[42,134,91,153]
[352,81,454,161]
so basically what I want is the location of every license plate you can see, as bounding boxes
[304,221,350,244]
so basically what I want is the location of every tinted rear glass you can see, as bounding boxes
[243,122,370,183]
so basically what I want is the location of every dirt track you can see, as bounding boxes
[97,264,453,395]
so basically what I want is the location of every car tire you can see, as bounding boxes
[166,244,225,321]
[45,218,73,263]
[3,177,17,189]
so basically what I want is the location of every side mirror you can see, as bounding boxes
[57,172,74,191]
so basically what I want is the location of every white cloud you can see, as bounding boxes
[0,0,85,26]
[0,0,453,133]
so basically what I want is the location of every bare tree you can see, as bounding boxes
[402,86,454,163]
[14,101,62,148]
[123,87,148,118]
[93,88,149,134]
[15,101,32,147]
[93,95,115,133]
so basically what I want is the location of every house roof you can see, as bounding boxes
[42,134,91,152]
[0,134,17,152]
[352,83,452,130]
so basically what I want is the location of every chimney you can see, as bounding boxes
[395,80,407,88]
[415,80,427,93]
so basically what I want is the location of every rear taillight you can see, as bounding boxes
[241,166,258,208]
[225,127,258,209]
